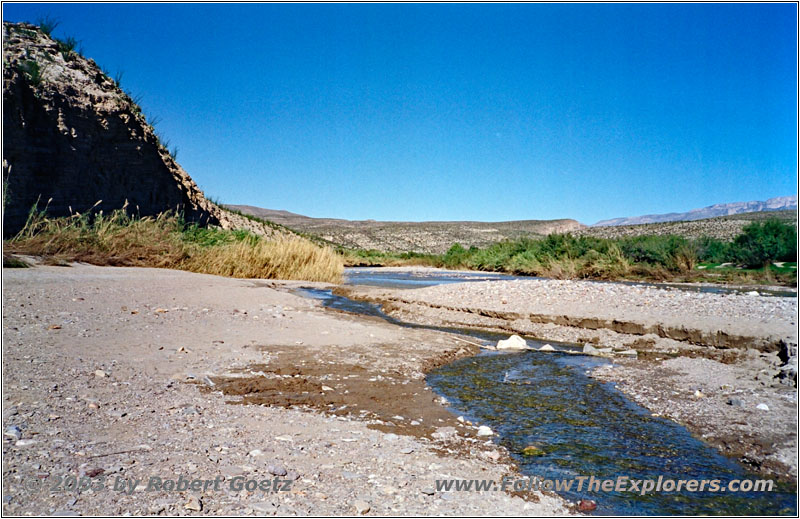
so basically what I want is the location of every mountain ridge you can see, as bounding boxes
[227,204,585,254]
[595,196,797,227]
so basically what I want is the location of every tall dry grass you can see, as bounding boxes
[183,238,343,282]
[6,205,343,283]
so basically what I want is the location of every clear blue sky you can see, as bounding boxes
[3,3,797,224]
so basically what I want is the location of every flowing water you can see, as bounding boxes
[295,269,797,515]
[344,266,797,297]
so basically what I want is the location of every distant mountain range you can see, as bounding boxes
[594,196,797,227]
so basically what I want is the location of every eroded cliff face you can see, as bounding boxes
[2,22,277,238]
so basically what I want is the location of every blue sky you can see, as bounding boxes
[3,3,797,224]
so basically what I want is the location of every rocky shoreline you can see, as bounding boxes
[340,273,798,483]
[2,265,571,516]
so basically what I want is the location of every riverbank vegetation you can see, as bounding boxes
[340,219,797,286]
[4,205,343,283]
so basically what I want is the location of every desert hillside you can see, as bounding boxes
[595,195,797,226]
[2,22,280,239]
[579,209,797,241]
[228,204,585,254]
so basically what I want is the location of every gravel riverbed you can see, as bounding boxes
[341,274,798,482]
[2,265,572,516]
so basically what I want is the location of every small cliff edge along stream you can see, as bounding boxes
[294,268,797,515]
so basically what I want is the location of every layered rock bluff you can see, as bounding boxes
[2,22,276,238]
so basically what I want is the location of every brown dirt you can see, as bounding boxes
[201,344,467,440]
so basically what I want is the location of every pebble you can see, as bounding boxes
[583,344,599,356]
[94,370,107,378]
[432,427,458,441]
[476,425,493,437]
[539,344,555,352]
[4,425,22,441]
[521,445,543,457]
[267,464,288,476]
[184,495,202,511]
[727,398,743,407]
[14,439,36,447]
[756,403,770,411]
[353,500,370,515]
[400,447,414,454]
[578,499,597,512]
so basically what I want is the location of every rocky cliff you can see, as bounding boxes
[2,22,278,238]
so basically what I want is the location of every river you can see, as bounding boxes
[295,267,797,515]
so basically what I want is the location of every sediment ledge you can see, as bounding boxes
[335,275,798,482]
[337,278,797,353]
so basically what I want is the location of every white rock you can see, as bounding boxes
[496,335,529,350]
[432,427,458,441]
[757,403,770,411]
[476,425,493,437]
[583,344,600,356]
[538,344,555,352]
[321,386,334,392]
[617,349,638,357]
[248,449,264,457]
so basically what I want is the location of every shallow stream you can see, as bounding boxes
[295,269,797,515]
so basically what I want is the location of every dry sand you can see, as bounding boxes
[2,264,571,516]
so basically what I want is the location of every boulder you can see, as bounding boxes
[496,335,530,350]
[538,344,555,352]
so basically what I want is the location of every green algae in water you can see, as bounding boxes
[293,283,797,515]
[427,351,797,516]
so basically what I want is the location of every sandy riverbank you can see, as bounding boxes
[1,264,571,516]
[341,276,798,482]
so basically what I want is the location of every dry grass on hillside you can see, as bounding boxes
[4,206,343,283]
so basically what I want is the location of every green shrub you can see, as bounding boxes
[19,60,43,86]
[732,219,797,268]
[696,236,730,263]
[443,243,469,268]
[56,36,78,60]
[36,15,59,36]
